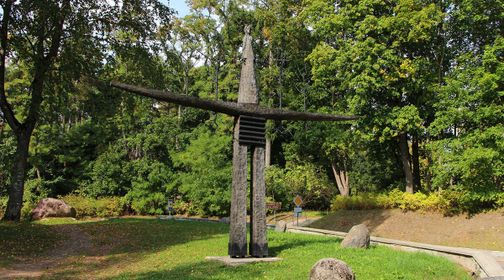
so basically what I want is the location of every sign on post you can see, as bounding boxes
[266,202,281,210]
[293,195,303,226]
[266,202,282,222]
[293,195,303,206]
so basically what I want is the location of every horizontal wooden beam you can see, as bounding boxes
[87,78,359,122]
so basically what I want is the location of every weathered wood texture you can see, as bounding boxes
[238,25,258,104]
[98,80,358,122]
[229,117,248,257]
[229,25,259,258]
[250,146,268,257]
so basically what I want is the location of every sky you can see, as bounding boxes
[161,0,190,17]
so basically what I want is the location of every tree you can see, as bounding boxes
[0,0,173,220]
[0,0,71,220]
[429,37,503,192]
[303,0,444,193]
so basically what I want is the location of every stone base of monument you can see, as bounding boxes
[205,256,282,266]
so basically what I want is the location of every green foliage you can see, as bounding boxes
[2,0,502,220]
[266,163,335,210]
[331,189,503,214]
[60,195,125,218]
[0,134,15,195]
[170,118,233,216]
[124,160,173,215]
[0,196,7,218]
[331,194,380,211]
[265,165,291,210]
[429,37,504,192]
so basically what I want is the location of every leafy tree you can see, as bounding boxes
[429,37,503,191]
[170,117,233,216]
[0,0,173,220]
[303,0,444,193]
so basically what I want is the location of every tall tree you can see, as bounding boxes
[0,0,173,220]
[0,0,71,220]
[303,0,444,193]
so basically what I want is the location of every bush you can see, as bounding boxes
[331,189,503,214]
[60,195,125,218]
[331,194,378,210]
[0,196,7,218]
[265,163,335,211]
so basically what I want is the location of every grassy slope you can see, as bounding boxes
[309,209,504,251]
[0,218,469,279]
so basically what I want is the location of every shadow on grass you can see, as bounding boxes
[100,235,340,280]
[268,235,340,257]
[0,218,230,278]
[1,218,344,279]
[114,261,261,280]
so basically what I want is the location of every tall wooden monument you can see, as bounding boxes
[93,26,357,259]
[229,25,268,257]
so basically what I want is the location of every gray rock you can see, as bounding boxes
[480,278,504,280]
[275,220,287,232]
[31,198,76,220]
[220,217,230,224]
[310,258,355,280]
[341,224,370,249]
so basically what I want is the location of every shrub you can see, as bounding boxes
[60,195,125,218]
[265,163,335,211]
[331,194,378,210]
[0,196,7,218]
[331,189,504,214]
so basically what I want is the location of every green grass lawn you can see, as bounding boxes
[0,218,470,279]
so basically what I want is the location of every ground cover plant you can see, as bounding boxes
[0,218,470,279]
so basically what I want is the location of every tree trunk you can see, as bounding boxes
[398,133,414,193]
[331,161,349,197]
[412,136,422,190]
[3,129,31,221]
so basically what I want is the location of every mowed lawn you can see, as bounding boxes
[0,218,470,279]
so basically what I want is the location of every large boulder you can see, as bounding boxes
[31,198,76,220]
[310,258,355,280]
[341,224,370,249]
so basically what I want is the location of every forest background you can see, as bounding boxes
[0,0,502,220]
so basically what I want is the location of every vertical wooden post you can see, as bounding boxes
[251,146,268,257]
[229,116,248,257]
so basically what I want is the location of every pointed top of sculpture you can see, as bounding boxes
[238,24,258,104]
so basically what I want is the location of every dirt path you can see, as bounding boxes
[0,225,93,279]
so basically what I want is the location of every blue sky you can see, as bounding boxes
[161,0,190,17]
